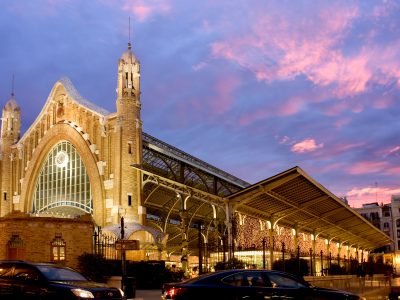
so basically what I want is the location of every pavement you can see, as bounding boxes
[128,288,391,300]
[128,289,394,300]
[129,289,161,300]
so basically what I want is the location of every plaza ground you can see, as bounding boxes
[129,276,399,300]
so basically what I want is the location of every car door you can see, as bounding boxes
[220,271,271,300]
[12,264,47,299]
[265,272,310,300]
[0,262,15,299]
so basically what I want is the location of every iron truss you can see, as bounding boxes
[140,133,392,255]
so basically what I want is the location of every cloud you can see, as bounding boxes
[371,0,400,18]
[346,185,400,207]
[291,138,323,153]
[334,117,351,128]
[121,0,171,22]
[382,146,400,157]
[346,161,387,175]
[209,76,241,114]
[372,95,394,109]
[6,0,71,16]
[279,135,290,144]
[210,2,400,101]
[277,97,304,116]
[193,62,208,71]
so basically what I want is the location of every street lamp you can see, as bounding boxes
[262,238,266,269]
[119,208,127,293]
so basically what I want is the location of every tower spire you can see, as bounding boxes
[128,16,132,50]
[11,75,15,97]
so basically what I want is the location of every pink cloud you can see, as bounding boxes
[239,108,270,126]
[277,97,304,116]
[298,141,364,162]
[318,162,345,173]
[371,0,399,18]
[211,2,400,103]
[291,138,323,153]
[346,185,400,207]
[7,0,71,16]
[278,135,290,144]
[324,142,365,158]
[372,95,394,109]
[346,161,388,175]
[334,117,351,128]
[192,62,208,71]
[121,0,171,22]
[238,95,308,125]
[209,76,241,114]
[386,166,400,175]
[383,146,400,157]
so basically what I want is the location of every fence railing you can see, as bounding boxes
[305,274,392,298]
[93,230,118,260]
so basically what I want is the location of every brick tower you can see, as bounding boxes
[114,41,144,224]
[0,91,21,216]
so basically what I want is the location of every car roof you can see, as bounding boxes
[189,269,306,283]
[0,261,61,268]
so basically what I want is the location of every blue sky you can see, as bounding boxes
[1,0,400,207]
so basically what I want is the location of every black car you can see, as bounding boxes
[0,260,125,299]
[162,269,365,300]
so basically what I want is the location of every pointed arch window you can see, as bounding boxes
[51,234,66,262]
[32,140,92,214]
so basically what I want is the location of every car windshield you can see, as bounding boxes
[36,265,87,281]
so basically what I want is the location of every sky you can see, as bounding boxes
[1,0,400,208]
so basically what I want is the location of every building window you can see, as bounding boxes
[370,212,379,220]
[128,143,132,154]
[7,235,25,260]
[397,219,400,227]
[3,192,6,201]
[384,222,389,228]
[128,195,132,206]
[32,141,92,215]
[51,235,66,262]
[384,212,391,217]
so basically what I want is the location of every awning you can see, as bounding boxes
[228,166,392,250]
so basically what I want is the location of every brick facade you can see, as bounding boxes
[0,44,145,266]
[0,212,93,269]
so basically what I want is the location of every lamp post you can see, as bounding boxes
[320,250,323,276]
[262,238,266,269]
[120,216,126,292]
[282,242,285,272]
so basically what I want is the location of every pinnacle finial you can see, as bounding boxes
[128,16,132,50]
[11,74,15,97]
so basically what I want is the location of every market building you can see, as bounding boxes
[0,40,392,272]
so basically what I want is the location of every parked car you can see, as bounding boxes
[162,269,365,300]
[0,260,125,299]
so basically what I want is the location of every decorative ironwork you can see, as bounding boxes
[93,228,118,260]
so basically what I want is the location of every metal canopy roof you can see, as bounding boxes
[228,166,392,250]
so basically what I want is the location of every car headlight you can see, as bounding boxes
[71,288,94,298]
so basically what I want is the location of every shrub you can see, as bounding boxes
[272,258,309,277]
[77,253,114,282]
[214,257,245,271]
